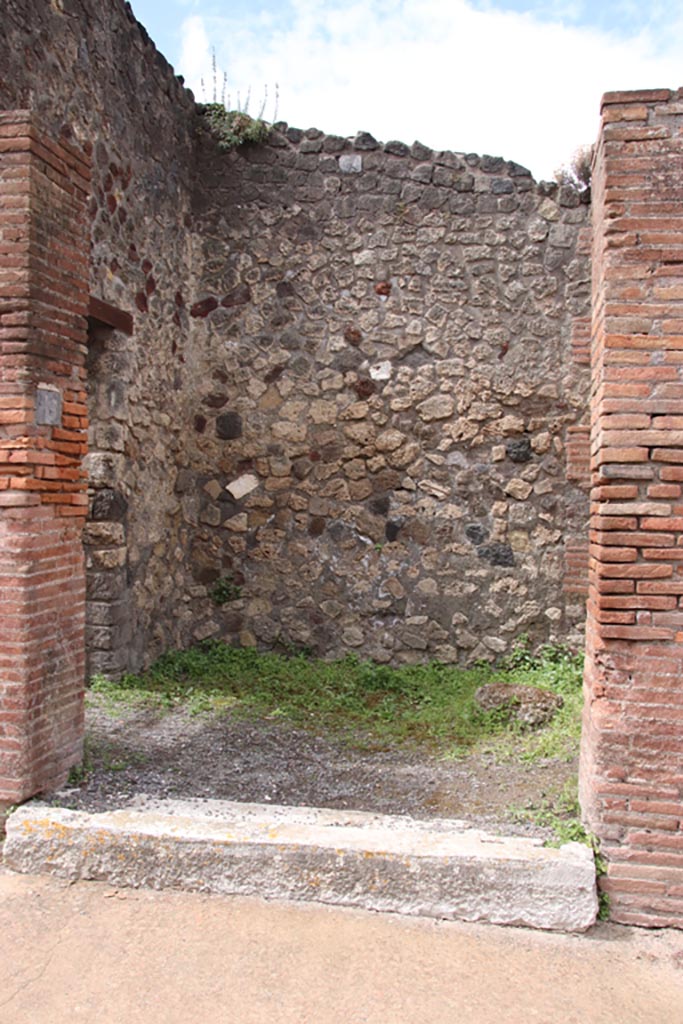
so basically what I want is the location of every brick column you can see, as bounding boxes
[0,112,90,805]
[580,89,683,926]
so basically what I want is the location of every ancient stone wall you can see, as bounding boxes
[180,131,591,663]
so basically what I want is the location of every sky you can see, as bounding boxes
[129,0,683,180]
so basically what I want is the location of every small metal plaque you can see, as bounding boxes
[35,385,62,427]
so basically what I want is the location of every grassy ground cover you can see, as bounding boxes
[90,635,584,764]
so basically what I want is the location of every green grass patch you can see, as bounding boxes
[89,636,584,759]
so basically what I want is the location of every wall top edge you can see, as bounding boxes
[242,121,547,183]
[117,0,196,112]
[601,89,674,110]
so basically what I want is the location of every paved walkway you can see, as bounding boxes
[1,867,683,1023]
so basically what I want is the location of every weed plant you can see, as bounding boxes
[200,105,271,151]
[210,575,242,606]
[198,49,276,151]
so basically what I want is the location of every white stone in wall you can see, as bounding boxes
[339,154,362,173]
[226,474,259,500]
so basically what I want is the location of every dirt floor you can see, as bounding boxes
[48,694,576,839]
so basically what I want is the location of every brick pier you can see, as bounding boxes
[580,89,683,926]
[0,112,90,806]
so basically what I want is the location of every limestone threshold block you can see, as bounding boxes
[3,798,598,932]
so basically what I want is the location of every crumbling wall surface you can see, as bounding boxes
[580,88,683,927]
[1,0,199,674]
[182,131,591,663]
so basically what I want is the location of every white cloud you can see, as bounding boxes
[178,0,683,179]
[178,14,210,86]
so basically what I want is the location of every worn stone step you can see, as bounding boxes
[2,798,598,932]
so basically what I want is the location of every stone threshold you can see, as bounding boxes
[2,797,598,932]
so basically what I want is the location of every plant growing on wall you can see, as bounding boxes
[210,575,242,606]
[198,50,276,151]
[554,144,593,191]
[199,103,271,150]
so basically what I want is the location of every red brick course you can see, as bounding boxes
[564,417,590,599]
[580,89,683,926]
[0,112,90,803]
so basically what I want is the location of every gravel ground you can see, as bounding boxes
[48,694,577,840]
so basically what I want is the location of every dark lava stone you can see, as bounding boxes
[385,521,401,542]
[506,437,532,463]
[91,488,128,522]
[308,516,326,537]
[216,412,243,440]
[465,523,488,545]
[353,378,376,399]
[477,543,515,567]
[370,495,390,516]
